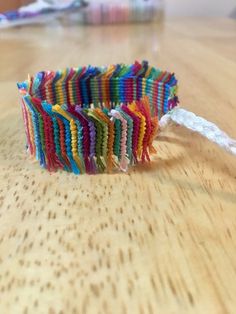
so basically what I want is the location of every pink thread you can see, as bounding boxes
[21,100,33,154]
[110,109,128,172]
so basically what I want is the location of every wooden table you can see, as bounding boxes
[0,18,236,314]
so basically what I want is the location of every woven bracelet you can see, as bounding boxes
[17,61,178,174]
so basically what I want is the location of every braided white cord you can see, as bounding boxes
[159,107,236,156]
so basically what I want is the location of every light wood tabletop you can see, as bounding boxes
[0,17,236,314]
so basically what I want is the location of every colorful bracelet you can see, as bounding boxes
[17,61,178,174]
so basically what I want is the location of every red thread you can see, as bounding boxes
[32,98,63,171]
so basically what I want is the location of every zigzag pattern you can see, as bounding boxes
[17,61,178,174]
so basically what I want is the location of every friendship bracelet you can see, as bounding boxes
[17,60,236,175]
[17,61,178,174]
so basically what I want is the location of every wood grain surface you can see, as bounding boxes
[0,18,236,314]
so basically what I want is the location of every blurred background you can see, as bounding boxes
[1,0,236,16]
[166,0,236,17]
[0,0,235,27]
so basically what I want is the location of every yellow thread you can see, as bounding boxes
[145,66,152,78]
[27,74,32,94]
[68,69,78,104]
[55,69,68,105]
[25,104,36,157]
[53,105,72,121]
[104,65,115,108]
[70,120,84,172]
[52,105,83,172]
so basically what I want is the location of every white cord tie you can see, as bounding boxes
[159,107,236,156]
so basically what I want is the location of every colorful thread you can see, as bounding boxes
[17,61,178,174]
